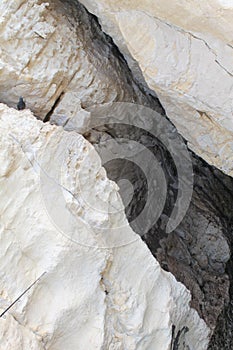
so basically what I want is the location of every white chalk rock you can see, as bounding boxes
[79,0,233,176]
[0,104,210,349]
[0,0,145,120]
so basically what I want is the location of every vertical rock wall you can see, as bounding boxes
[0,0,233,349]
[79,0,233,177]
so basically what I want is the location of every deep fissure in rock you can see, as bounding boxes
[5,0,232,347]
[57,1,233,347]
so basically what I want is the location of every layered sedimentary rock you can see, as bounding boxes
[0,104,209,349]
[79,0,233,177]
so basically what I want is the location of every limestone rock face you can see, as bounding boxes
[0,0,152,121]
[1,1,233,349]
[0,104,210,349]
[79,0,233,176]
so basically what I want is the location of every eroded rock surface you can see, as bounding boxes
[0,0,159,121]
[0,0,233,349]
[0,104,209,349]
[79,0,233,177]
[86,105,233,336]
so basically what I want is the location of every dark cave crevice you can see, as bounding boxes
[97,122,233,336]
[43,1,233,347]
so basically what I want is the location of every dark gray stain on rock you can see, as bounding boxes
[50,1,233,348]
[98,122,233,336]
[171,325,190,350]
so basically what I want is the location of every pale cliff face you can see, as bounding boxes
[0,0,150,120]
[0,104,210,349]
[79,0,233,176]
[1,0,233,175]
[0,1,233,349]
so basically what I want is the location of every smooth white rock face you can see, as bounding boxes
[0,104,210,349]
[79,0,233,176]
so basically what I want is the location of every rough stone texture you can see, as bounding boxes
[0,104,209,349]
[79,0,233,177]
[0,0,157,121]
[85,106,233,334]
[0,0,233,348]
